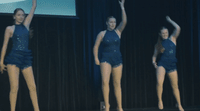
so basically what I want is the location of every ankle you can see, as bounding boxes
[34,109,40,111]
[158,100,163,102]
[117,107,123,111]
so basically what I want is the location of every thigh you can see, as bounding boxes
[156,66,166,83]
[167,70,178,86]
[21,67,36,87]
[100,62,112,83]
[112,64,123,82]
[7,65,20,86]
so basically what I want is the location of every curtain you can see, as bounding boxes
[0,0,199,111]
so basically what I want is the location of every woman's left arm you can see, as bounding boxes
[167,16,181,40]
[116,0,127,35]
[24,0,37,29]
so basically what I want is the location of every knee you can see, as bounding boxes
[113,80,121,88]
[102,80,109,87]
[171,84,179,90]
[29,85,36,92]
[157,80,164,86]
[10,85,19,93]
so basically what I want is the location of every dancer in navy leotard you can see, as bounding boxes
[0,0,40,111]
[157,39,177,73]
[152,16,184,111]
[93,0,127,111]
[5,24,32,69]
[100,30,122,67]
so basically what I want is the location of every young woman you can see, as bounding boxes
[93,0,127,111]
[152,16,184,111]
[0,0,40,111]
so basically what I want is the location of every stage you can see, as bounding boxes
[0,0,200,111]
[83,107,200,111]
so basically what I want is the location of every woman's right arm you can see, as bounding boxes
[93,31,103,65]
[152,48,158,68]
[0,26,11,73]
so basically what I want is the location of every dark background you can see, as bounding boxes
[0,0,200,111]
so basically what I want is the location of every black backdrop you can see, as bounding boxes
[0,0,200,111]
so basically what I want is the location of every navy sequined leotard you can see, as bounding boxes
[100,30,122,67]
[5,24,32,69]
[157,39,177,73]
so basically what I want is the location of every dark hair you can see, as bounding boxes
[13,8,33,38]
[155,27,168,53]
[14,8,25,16]
[29,27,34,39]
[106,16,116,22]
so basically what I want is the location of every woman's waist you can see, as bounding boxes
[9,49,32,54]
[159,57,177,63]
[101,51,121,57]
[102,50,121,54]
[12,44,29,50]
[102,48,120,53]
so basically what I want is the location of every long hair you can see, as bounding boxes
[155,27,167,53]
[13,8,33,38]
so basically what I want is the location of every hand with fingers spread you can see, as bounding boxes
[119,0,125,9]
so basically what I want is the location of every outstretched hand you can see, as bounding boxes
[0,64,6,74]
[166,15,180,39]
[119,0,125,8]
[166,16,172,22]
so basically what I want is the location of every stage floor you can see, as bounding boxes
[83,107,200,111]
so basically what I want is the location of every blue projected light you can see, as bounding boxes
[0,0,76,16]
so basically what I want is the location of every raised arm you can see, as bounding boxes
[0,27,12,73]
[166,16,181,40]
[152,48,159,69]
[93,31,104,65]
[23,0,37,29]
[116,0,127,34]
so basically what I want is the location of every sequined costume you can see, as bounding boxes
[158,39,177,73]
[5,24,32,69]
[100,30,122,67]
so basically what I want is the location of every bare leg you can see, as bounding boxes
[156,66,166,110]
[100,62,112,111]
[168,70,184,111]
[7,65,20,111]
[22,67,40,111]
[112,65,123,111]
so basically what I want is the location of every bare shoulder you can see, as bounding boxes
[98,30,106,38]
[6,25,14,31]
[99,30,106,36]
[5,25,15,37]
